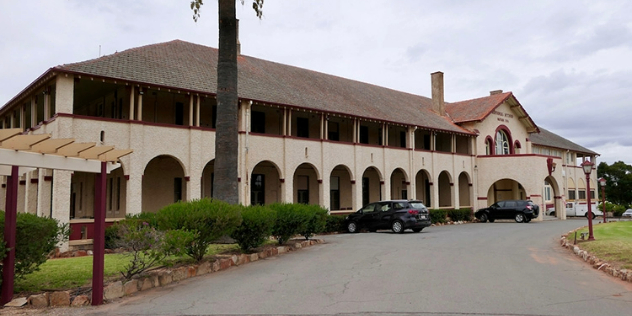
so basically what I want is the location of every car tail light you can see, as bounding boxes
[526,205,532,210]
[408,210,419,215]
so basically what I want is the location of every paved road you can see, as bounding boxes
[48,219,632,315]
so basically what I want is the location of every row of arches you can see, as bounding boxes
[68,155,474,218]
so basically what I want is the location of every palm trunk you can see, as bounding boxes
[214,0,239,204]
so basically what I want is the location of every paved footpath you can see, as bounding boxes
[15,219,632,316]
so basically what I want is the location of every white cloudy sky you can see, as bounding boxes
[1,0,631,164]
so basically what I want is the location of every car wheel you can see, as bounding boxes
[412,228,423,233]
[489,218,495,223]
[347,222,359,233]
[479,213,488,223]
[515,213,525,223]
[391,220,405,234]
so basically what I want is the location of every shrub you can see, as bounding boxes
[448,209,472,222]
[325,215,347,233]
[155,198,242,261]
[269,203,307,244]
[115,220,195,280]
[104,223,123,250]
[0,211,70,282]
[231,205,276,252]
[429,209,447,224]
[298,204,329,240]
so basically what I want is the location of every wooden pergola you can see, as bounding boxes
[0,129,132,306]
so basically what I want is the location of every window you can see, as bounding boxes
[330,176,340,210]
[251,111,266,133]
[568,190,576,200]
[361,203,376,213]
[297,117,309,138]
[328,121,339,141]
[495,130,509,155]
[590,190,595,199]
[485,138,492,155]
[251,174,265,205]
[544,180,552,202]
[400,131,406,148]
[174,178,182,202]
[175,102,184,125]
[211,105,217,128]
[578,190,586,200]
[297,175,309,204]
[359,125,369,144]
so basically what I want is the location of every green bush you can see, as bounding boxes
[429,209,447,224]
[155,198,242,261]
[599,202,626,217]
[231,205,276,252]
[0,211,70,282]
[269,203,307,244]
[298,204,328,240]
[104,223,122,250]
[448,209,472,221]
[115,220,195,280]
[325,215,347,233]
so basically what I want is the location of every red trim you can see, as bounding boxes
[184,176,190,182]
[280,178,285,183]
[468,183,473,186]
[44,176,53,181]
[428,182,434,185]
[530,194,542,197]
[124,175,130,180]
[478,154,562,159]
[19,180,25,185]
[554,196,562,199]
[317,179,323,184]
[514,140,522,148]
[1,184,5,188]
[477,197,488,200]
[379,181,385,185]
[30,179,38,184]
[237,177,241,182]
[485,135,494,155]
[494,124,514,155]
[449,183,454,186]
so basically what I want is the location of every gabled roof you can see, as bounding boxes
[51,40,473,135]
[446,92,539,133]
[529,127,598,155]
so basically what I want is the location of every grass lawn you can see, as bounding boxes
[14,243,241,295]
[573,221,632,269]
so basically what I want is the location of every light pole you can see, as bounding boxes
[581,160,595,241]
[599,177,607,223]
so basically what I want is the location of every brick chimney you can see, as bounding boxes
[431,71,445,116]
[490,90,503,95]
[236,19,241,55]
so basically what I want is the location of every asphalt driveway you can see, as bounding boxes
[48,219,632,316]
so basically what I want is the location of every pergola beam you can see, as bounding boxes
[0,148,120,174]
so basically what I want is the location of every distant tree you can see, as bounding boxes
[190,0,263,204]
[597,161,632,206]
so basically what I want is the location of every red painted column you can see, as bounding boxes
[1,166,19,305]
[91,162,107,305]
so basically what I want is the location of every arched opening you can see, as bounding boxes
[544,176,560,218]
[142,155,186,213]
[577,178,586,201]
[415,169,432,207]
[201,159,214,199]
[390,168,408,200]
[495,130,510,155]
[361,166,382,206]
[567,178,576,201]
[251,160,281,205]
[330,165,353,211]
[69,164,128,219]
[293,163,320,205]
[486,179,526,206]
[514,140,522,154]
[458,172,471,208]
[485,136,493,155]
[438,171,452,207]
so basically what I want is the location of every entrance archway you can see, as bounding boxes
[390,168,408,200]
[330,165,353,211]
[486,178,526,206]
[438,171,452,207]
[142,155,186,213]
[544,176,560,218]
[251,160,281,205]
[415,169,432,207]
[361,166,382,206]
[293,163,319,204]
[201,159,214,199]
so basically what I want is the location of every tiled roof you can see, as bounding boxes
[445,92,512,123]
[529,127,598,155]
[55,40,471,135]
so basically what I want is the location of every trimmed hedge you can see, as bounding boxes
[0,211,70,283]
[429,209,448,224]
[298,204,328,240]
[325,215,347,233]
[448,208,473,222]
[269,203,307,245]
[155,198,242,261]
[231,205,276,252]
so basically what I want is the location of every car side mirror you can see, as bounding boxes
[357,210,363,214]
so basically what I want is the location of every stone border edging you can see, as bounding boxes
[21,239,324,308]
[560,229,632,283]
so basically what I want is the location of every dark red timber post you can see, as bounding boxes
[1,166,19,305]
[91,161,107,305]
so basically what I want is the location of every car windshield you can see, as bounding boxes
[409,202,426,209]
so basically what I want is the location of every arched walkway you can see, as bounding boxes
[438,171,452,207]
[293,163,319,204]
[201,159,214,199]
[390,168,408,200]
[142,155,185,213]
[251,160,282,205]
[330,165,353,211]
[361,166,382,206]
[486,178,526,206]
[458,172,471,207]
[415,169,432,207]
[544,176,560,218]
